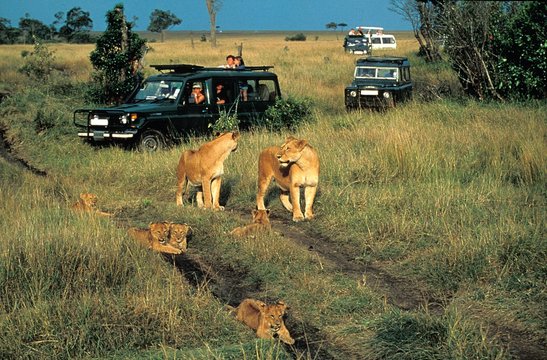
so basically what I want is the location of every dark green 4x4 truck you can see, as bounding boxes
[344,56,412,110]
[74,64,281,151]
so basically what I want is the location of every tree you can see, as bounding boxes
[205,0,221,48]
[59,7,93,43]
[338,23,348,33]
[489,1,547,100]
[389,0,442,62]
[0,18,21,44]
[147,9,181,42]
[89,4,147,104]
[19,15,52,43]
[325,22,337,31]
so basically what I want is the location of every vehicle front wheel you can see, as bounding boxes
[138,130,165,152]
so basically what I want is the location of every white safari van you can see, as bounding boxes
[370,34,397,49]
[358,26,397,50]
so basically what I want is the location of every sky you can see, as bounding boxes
[1,0,411,32]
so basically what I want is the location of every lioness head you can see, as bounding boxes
[80,193,98,207]
[252,209,271,225]
[276,136,308,168]
[216,131,240,152]
[260,301,288,333]
[149,222,171,245]
[168,223,192,253]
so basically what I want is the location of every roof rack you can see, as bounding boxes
[150,64,274,74]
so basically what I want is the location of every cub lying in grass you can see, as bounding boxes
[229,298,295,345]
[128,222,192,255]
[230,209,271,237]
[71,193,112,217]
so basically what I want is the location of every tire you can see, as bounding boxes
[138,129,165,152]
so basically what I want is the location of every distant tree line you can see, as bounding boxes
[0,8,94,44]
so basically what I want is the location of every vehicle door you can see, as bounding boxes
[237,77,279,128]
[170,78,214,136]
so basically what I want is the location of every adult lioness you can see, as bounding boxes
[71,193,112,217]
[176,132,240,210]
[257,137,319,222]
[233,298,295,345]
[128,222,182,255]
[230,209,271,237]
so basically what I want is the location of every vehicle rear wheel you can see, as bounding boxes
[138,130,165,152]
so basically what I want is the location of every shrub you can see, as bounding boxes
[18,40,56,80]
[209,109,240,133]
[262,96,313,131]
[285,33,307,41]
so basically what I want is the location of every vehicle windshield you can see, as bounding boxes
[355,66,398,80]
[132,80,184,101]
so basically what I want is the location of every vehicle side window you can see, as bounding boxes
[372,37,381,44]
[383,37,395,44]
[250,79,277,101]
[184,80,208,105]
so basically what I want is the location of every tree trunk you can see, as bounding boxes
[205,0,217,48]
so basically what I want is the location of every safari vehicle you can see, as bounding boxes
[344,56,412,110]
[354,26,397,50]
[343,34,371,54]
[74,64,281,151]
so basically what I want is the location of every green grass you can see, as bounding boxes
[1,34,545,358]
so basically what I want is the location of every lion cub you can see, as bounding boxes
[257,136,319,222]
[128,222,192,255]
[230,209,271,237]
[232,298,295,345]
[176,131,240,211]
[71,193,112,217]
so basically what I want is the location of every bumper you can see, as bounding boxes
[77,131,137,141]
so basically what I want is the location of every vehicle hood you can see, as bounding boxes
[350,79,397,88]
[90,102,177,114]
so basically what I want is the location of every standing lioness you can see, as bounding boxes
[257,136,319,222]
[176,132,240,210]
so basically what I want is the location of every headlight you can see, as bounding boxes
[383,92,391,99]
[120,115,128,124]
[350,90,357,97]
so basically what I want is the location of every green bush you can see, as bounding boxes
[262,96,313,131]
[18,40,56,80]
[285,33,307,41]
[209,109,240,133]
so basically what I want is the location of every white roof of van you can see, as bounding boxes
[357,26,384,31]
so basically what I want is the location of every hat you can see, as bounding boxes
[192,83,202,89]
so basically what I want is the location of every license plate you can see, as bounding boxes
[90,118,108,126]
[93,131,106,140]
[361,90,378,96]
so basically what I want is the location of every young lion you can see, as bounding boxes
[168,223,193,254]
[71,193,112,217]
[128,222,183,255]
[176,132,240,211]
[233,298,295,345]
[257,136,319,222]
[230,209,271,237]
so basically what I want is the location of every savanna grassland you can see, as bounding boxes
[0,31,545,359]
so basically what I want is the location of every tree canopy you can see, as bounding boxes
[59,7,93,43]
[89,4,147,104]
[147,9,181,42]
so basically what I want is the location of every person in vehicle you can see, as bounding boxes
[215,83,228,104]
[189,83,205,104]
[234,56,248,101]
[221,55,236,69]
